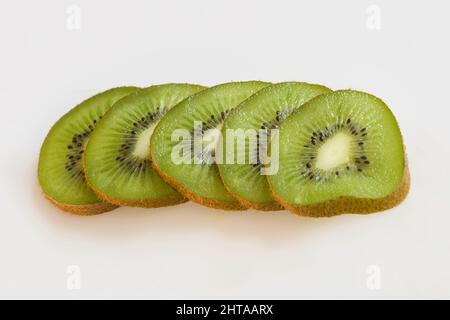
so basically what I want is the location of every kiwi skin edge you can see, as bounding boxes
[87,181,188,209]
[82,155,188,209]
[38,171,117,215]
[150,156,247,211]
[218,170,284,211]
[268,164,410,218]
[43,192,118,216]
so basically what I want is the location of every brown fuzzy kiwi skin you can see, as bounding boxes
[89,182,188,209]
[38,174,117,215]
[268,165,410,218]
[225,192,284,211]
[217,170,284,211]
[38,86,142,216]
[150,156,246,211]
[80,152,186,209]
[148,82,275,212]
[216,82,332,212]
[43,193,118,216]
[214,130,282,211]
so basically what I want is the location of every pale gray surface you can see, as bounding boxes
[0,0,449,299]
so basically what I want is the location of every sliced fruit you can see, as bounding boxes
[267,90,410,217]
[38,86,140,215]
[150,81,271,210]
[84,84,206,207]
[218,82,331,210]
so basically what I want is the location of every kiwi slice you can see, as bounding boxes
[84,84,206,207]
[267,90,410,217]
[218,82,331,211]
[151,81,271,210]
[38,86,140,215]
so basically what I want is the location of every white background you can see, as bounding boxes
[1,0,449,299]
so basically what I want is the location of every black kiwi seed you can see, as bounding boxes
[300,116,372,183]
[114,109,170,171]
[64,121,99,178]
[276,112,281,121]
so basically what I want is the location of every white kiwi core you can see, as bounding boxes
[202,128,221,151]
[315,132,352,171]
[133,123,157,159]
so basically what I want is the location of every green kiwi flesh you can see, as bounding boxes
[267,90,409,217]
[38,87,140,215]
[150,81,271,210]
[84,84,206,207]
[218,82,331,210]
